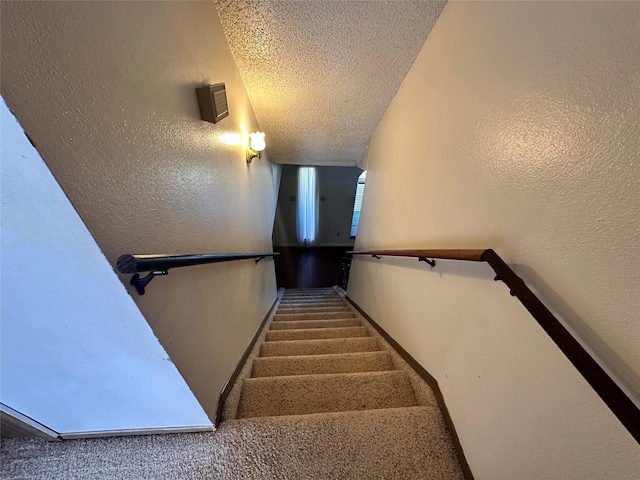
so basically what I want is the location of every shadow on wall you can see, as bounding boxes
[358,253,640,407]
[515,264,640,404]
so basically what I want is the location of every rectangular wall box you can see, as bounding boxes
[196,84,229,124]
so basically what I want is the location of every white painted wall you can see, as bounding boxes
[273,165,361,246]
[1,1,278,423]
[348,1,640,478]
[1,100,210,433]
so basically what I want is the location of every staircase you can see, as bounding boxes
[221,287,467,479]
[237,288,418,418]
[0,288,468,479]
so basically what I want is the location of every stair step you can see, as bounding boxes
[237,371,417,418]
[276,305,351,314]
[260,337,380,357]
[280,297,344,302]
[284,288,334,294]
[278,301,346,309]
[282,292,340,298]
[265,326,369,342]
[284,290,336,295]
[283,293,340,300]
[251,351,394,377]
[274,311,356,321]
[280,296,343,301]
[269,318,362,330]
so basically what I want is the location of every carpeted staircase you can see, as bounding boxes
[220,287,468,479]
[0,288,468,479]
[237,288,419,419]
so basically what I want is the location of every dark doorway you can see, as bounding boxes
[274,247,350,288]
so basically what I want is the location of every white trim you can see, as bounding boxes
[0,403,60,440]
[60,425,214,440]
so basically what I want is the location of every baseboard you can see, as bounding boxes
[1,403,60,441]
[215,291,282,427]
[343,295,475,480]
[60,425,213,440]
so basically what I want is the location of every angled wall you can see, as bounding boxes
[1,100,210,433]
[348,1,640,478]
[1,1,278,423]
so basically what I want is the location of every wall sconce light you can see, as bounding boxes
[247,132,266,163]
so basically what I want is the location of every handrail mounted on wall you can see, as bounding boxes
[348,248,640,444]
[116,252,279,295]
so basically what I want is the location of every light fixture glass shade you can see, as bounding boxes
[249,132,266,152]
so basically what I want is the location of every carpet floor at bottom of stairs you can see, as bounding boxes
[216,406,465,479]
[0,406,464,480]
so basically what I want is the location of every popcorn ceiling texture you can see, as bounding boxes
[215,0,446,166]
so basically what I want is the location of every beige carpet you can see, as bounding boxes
[0,288,466,479]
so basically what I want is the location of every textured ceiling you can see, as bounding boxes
[215,0,446,166]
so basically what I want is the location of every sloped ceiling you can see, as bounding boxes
[215,0,446,166]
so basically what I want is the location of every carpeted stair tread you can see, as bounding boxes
[284,290,335,294]
[282,294,340,300]
[275,305,352,314]
[280,297,341,303]
[274,311,356,321]
[285,288,335,293]
[236,370,418,418]
[269,318,362,330]
[251,351,394,377]
[285,287,335,292]
[280,296,344,302]
[265,326,369,341]
[277,301,346,309]
[260,337,380,357]
[281,295,343,300]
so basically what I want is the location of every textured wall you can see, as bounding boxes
[1,100,210,433]
[273,165,361,247]
[1,1,278,422]
[348,1,640,478]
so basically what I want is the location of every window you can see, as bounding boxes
[350,171,366,237]
[297,166,318,246]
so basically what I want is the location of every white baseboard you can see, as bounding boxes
[1,403,60,440]
[60,425,214,440]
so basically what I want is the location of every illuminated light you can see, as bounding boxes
[249,132,266,152]
[246,131,266,163]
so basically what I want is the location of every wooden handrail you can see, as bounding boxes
[116,252,279,295]
[348,248,640,444]
[349,249,486,262]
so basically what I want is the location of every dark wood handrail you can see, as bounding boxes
[348,248,640,444]
[116,252,279,295]
[348,249,486,262]
[117,252,279,274]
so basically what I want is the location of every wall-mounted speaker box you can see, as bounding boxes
[196,84,229,124]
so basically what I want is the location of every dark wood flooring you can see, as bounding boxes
[274,247,351,289]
